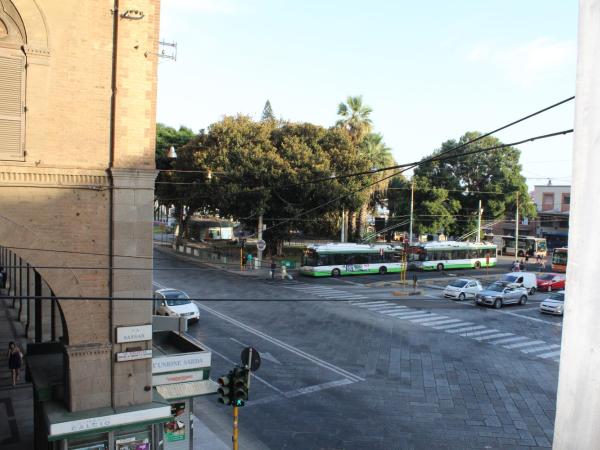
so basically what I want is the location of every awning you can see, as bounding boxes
[156,380,218,400]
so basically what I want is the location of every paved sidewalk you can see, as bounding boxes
[0,295,33,450]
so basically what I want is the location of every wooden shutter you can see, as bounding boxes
[0,53,24,160]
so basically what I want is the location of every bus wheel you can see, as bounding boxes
[436,263,444,271]
[331,268,341,277]
[474,261,481,269]
[379,266,387,275]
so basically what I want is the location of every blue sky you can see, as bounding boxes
[156,0,577,189]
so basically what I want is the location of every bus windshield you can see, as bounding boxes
[553,251,568,265]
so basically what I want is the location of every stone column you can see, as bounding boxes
[553,0,600,447]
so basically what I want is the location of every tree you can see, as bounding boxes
[155,123,195,217]
[261,100,275,121]
[336,95,373,144]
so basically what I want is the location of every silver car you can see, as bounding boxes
[475,282,528,309]
[443,278,483,301]
[539,291,565,316]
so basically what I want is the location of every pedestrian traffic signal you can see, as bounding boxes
[232,367,249,407]
[217,370,234,405]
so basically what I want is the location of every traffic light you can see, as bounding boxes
[217,370,234,405]
[232,367,249,407]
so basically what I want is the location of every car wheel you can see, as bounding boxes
[474,261,481,269]
[436,263,444,271]
[520,295,528,305]
[494,299,503,309]
[331,268,341,277]
[458,293,466,301]
[529,287,536,296]
[379,266,387,275]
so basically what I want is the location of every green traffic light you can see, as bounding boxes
[235,399,245,406]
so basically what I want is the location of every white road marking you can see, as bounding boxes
[194,303,364,382]
[421,318,462,327]
[377,307,409,313]
[520,344,561,354]
[503,340,546,349]
[431,322,473,330]
[394,313,434,320]
[410,315,449,323]
[445,325,487,334]
[364,304,398,310]
[473,332,513,341]
[537,350,562,359]
[355,301,391,307]
[489,336,530,345]
[247,378,355,407]
[461,329,499,337]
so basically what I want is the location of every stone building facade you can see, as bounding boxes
[0,0,166,447]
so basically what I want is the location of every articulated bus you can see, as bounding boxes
[300,243,405,277]
[551,247,568,273]
[501,235,547,257]
[409,241,497,271]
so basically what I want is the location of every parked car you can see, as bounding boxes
[536,273,566,292]
[539,290,565,316]
[443,278,483,301]
[475,282,528,309]
[154,289,200,323]
[501,272,538,295]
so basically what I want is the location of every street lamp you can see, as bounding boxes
[167,145,177,159]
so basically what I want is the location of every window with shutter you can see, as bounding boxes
[0,52,24,160]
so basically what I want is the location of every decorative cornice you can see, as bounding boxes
[0,170,109,188]
[22,44,49,56]
[65,343,112,359]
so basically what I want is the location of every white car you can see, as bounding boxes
[501,272,538,296]
[443,278,483,301]
[539,290,565,316]
[154,289,200,323]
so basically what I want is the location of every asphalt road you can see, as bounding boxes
[154,248,561,449]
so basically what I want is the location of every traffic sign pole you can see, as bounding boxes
[232,406,239,450]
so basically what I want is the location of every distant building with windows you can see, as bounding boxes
[532,183,570,249]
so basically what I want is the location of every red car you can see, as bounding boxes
[536,273,566,292]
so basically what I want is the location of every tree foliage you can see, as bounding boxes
[261,100,275,121]
[388,132,535,238]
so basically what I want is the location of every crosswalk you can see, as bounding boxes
[345,299,562,363]
[266,280,369,301]
[268,280,561,364]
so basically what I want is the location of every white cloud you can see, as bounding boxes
[167,0,241,14]
[466,38,576,87]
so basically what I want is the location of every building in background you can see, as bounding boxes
[532,182,570,249]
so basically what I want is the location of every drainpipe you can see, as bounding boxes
[108,0,120,409]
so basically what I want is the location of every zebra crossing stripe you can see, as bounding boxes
[354,301,391,307]
[431,322,473,330]
[364,304,398,310]
[387,311,429,318]
[394,313,435,320]
[445,325,487,334]
[472,332,513,341]
[489,336,529,345]
[421,318,462,327]
[520,344,560,354]
[410,315,449,323]
[377,307,409,314]
[459,329,498,337]
[537,349,562,359]
[503,340,546,349]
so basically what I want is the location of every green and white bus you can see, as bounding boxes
[409,241,497,271]
[300,243,405,277]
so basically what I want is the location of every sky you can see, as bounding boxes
[156,0,578,190]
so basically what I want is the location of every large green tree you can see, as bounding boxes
[336,95,373,143]
[388,132,535,238]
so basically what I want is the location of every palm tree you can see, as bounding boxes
[336,95,373,144]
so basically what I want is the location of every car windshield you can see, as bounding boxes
[539,274,555,281]
[487,284,505,292]
[162,291,191,306]
[503,275,518,282]
[548,293,565,302]
[449,280,468,288]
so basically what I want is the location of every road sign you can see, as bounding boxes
[256,240,266,252]
[240,347,261,372]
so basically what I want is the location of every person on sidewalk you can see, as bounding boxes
[270,260,277,279]
[281,265,287,280]
[246,253,254,270]
[7,341,23,387]
[412,273,418,291]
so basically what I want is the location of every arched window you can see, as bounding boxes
[0,0,26,161]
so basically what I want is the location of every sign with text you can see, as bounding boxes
[116,325,152,343]
[116,349,153,362]
[153,370,205,386]
[152,352,211,374]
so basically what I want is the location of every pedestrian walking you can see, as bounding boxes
[7,342,22,387]
[281,265,287,280]
[270,260,276,280]
[525,253,530,264]
[519,260,525,271]
[412,273,418,291]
